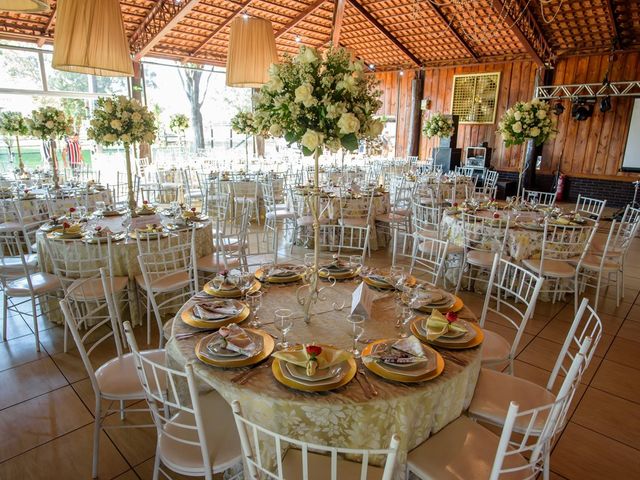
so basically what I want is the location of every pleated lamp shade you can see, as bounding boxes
[0,0,49,12]
[52,0,133,77]
[226,16,278,88]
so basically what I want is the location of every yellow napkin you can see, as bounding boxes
[423,310,467,341]
[63,223,82,234]
[554,217,570,225]
[272,345,351,376]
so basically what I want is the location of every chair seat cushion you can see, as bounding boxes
[408,415,531,480]
[135,271,191,293]
[0,222,22,233]
[67,276,128,301]
[580,254,618,272]
[283,448,385,480]
[468,367,556,434]
[467,250,497,267]
[481,329,512,367]
[522,258,576,278]
[97,349,166,400]
[375,213,407,223]
[197,254,240,273]
[0,253,38,273]
[339,217,369,228]
[266,210,296,220]
[297,215,330,226]
[6,272,61,296]
[158,390,241,474]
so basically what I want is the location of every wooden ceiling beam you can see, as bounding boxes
[331,0,346,45]
[423,1,477,60]
[130,0,203,61]
[604,0,622,47]
[346,0,421,66]
[186,0,257,61]
[275,0,327,39]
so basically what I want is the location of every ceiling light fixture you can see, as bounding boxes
[226,16,278,88]
[0,0,49,12]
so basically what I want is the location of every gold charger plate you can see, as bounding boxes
[203,279,261,298]
[413,294,464,314]
[102,210,125,217]
[361,340,444,383]
[181,300,250,329]
[48,231,84,240]
[318,266,361,280]
[363,273,417,290]
[271,345,357,392]
[410,320,484,350]
[195,329,274,368]
[255,266,305,284]
[84,232,127,244]
[128,231,168,240]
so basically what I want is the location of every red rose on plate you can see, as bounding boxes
[445,311,458,324]
[493,213,500,219]
[191,207,197,212]
[69,207,76,213]
[143,200,148,205]
[94,226,102,231]
[453,202,458,207]
[306,345,322,357]
[490,198,496,202]
[62,221,70,229]
[24,189,29,194]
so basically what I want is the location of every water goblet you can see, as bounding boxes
[247,291,263,328]
[238,271,254,297]
[346,314,365,357]
[274,308,293,350]
[304,253,315,268]
[399,307,414,338]
[348,255,362,273]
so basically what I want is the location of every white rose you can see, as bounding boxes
[523,103,531,111]
[301,129,321,152]
[368,119,384,136]
[45,120,54,129]
[110,119,122,130]
[337,112,360,135]
[131,112,142,122]
[326,103,345,119]
[514,111,522,121]
[326,137,342,152]
[529,127,541,137]
[104,102,113,113]
[266,77,283,92]
[297,47,317,64]
[536,109,547,119]
[143,132,155,143]
[512,122,523,133]
[268,124,283,137]
[105,133,117,143]
[294,83,316,108]
[121,133,131,143]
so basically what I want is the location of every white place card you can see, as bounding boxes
[351,281,374,319]
[130,214,162,231]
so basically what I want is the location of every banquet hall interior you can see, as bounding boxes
[0,0,639,479]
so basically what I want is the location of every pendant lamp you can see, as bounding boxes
[52,0,133,77]
[0,0,49,12]
[226,16,278,88]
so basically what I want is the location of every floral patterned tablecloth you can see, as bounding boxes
[166,280,482,479]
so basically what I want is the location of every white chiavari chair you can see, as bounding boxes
[478,170,499,198]
[230,179,260,226]
[574,193,607,221]
[290,189,331,251]
[123,321,241,480]
[392,230,449,287]
[261,180,296,254]
[522,219,596,313]
[61,297,162,479]
[136,228,197,347]
[232,400,399,480]
[522,189,556,206]
[45,193,81,217]
[455,212,510,295]
[182,167,203,207]
[316,224,371,266]
[468,297,601,441]
[479,254,544,373]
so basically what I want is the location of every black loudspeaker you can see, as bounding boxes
[434,148,462,172]
[439,115,459,149]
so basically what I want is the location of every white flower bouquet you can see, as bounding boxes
[422,112,454,139]
[87,96,157,147]
[0,111,28,137]
[497,98,557,147]
[169,113,189,134]
[253,46,383,156]
[26,106,73,140]
[230,110,259,136]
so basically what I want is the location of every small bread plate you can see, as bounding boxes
[195,329,273,368]
[361,339,444,383]
[411,317,484,350]
[48,231,84,240]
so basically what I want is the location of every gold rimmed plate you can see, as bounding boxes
[195,329,274,368]
[318,266,361,280]
[203,279,261,298]
[48,231,84,240]
[128,231,168,240]
[84,232,127,244]
[181,299,250,329]
[363,272,417,290]
[255,264,306,284]
[411,318,484,350]
[361,340,444,383]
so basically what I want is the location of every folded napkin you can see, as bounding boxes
[321,259,351,273]
[423,310,467,341]
[193,301,239,320]
[93,226,113,238]
[267,264,304,278]
[368,274,391,285]
[210,324,258,357]
[273,345,351,376]
[409,290,445,309]
[554,217,570,225]
[365,336,430,365]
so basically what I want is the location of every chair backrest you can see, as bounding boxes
[338,191,375,223]
[232,400,400,480]
[409,233,448,286]
[490,342,589,480]
[484,170,499,189]
[547,297,602,391]
[613,205,640,255]
[136,228,197,282]
[318,224,370,264]
[539,220,596,267]
[480,255,544,358]
[139,183,180,206]
[122,321,213,474]
[575,194,606,221]
[522,189,556,206]
[411,202,442,237]
[261,180,278,215]
[461,212,510,253]
[0,231,33,284]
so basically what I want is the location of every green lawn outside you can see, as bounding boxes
[0,146,92,170]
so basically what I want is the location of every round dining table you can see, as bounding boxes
[165,278,482,479]
[1,188,112,220]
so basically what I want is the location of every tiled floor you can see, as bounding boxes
[1,228,639,479]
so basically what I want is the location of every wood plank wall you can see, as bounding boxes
[375,51,640,181]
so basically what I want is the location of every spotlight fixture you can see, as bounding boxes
[369,64,375,70]
[600,95,612,113]
[242,12,249,19]
[295,35,301,43]
[571,97,595,121]
[553,102,565,115]
[399,70,404,76]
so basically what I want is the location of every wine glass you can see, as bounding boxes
[399,307,414,338]
[238,271,254,298]
[274,308,293,350]
[346,314,365,357]
[349,255,362,273]
[304,253,315,268]
[247,291,263,328]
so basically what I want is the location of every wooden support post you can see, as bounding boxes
[407,70,424,158]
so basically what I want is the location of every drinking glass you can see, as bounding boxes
[247,291,263,328]
[238,271,254,297]
[349,255,362,273]
[346,314,365,357]
[304,253,315,268]
[399,307,414,338]
[95,201,106,213]
[389,265,407,291]
[274,308,293,350]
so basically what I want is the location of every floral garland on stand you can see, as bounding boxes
[169,113,189,152]
[422,112,454,166]
[0,111,29,175]
[88,96,157,213]
[231,110,259,170]
[26,107,74,189]
[252,45,383,323]
[497,98,557,198]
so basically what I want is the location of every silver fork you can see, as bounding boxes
[357,367,378,396]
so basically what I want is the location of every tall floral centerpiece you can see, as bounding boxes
[422,112,455,165]
[88,96,157,212]
[253,45,383,322]
[0,111,29,175]
[26,107,74,189]
[230,110,259,170]
[497,98,557,197]
[169,113,189,152]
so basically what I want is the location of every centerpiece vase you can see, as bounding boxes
[515,139,531,201]
[49,138,60,190]
[124,143,137,214]
[16,135,24,175]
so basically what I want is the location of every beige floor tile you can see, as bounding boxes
[0,424,129,480]
[551,422,640,480]
[627,304,640,321]
[0,357,68,410]
[36,325,70,356]
[134,457,225,480]
[70,378,142,418]
[537,319,614,358]
[605,337,640,370]
[617,319,640,340]
[103,410,157,467]
[572,387,640,450]
[1,316,34,341]
[0,386,92,462]
[112,470,140,480]
[0,334,47,372]
[591,359,640,403]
